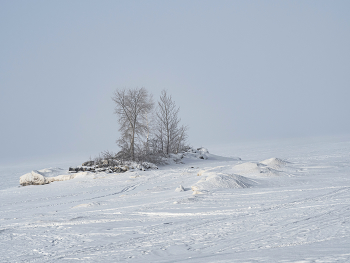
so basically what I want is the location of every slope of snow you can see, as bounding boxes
[1,137,350,262]
[192,172,256,192]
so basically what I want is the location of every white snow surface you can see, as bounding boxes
[192,172,255,192]
[1,138,350,262]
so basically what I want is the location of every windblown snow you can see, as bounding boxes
[192,172,256,193]
[1,138,350,262]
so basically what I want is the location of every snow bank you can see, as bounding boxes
[191,172,255,192]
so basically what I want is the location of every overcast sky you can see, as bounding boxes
[1,0,349,164]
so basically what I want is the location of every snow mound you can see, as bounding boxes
[191,172,255,192]
[231,162,281,177]
[19,169,86,186]
[232,162,263,175]
[167,147,209,163]
[184,147,210,159]
[166,147,240,164]
[20,170,47,186]
[260,158,289,169]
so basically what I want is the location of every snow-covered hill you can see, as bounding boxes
[1,138,350,262]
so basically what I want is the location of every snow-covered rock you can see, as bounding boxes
[164,146,227,164]
[74,160,158,173]
[182,147,209,160]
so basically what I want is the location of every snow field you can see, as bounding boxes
[1,139,350,262]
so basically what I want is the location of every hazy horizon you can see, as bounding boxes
[1,1,349,164]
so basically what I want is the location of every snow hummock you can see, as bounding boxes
[192,172,256,192]
[231,162,280,177]
[19,170,47,186]
[186,147,210,159]
[230,158,292,177]
[260,157,289,169]
[166,147,240,164]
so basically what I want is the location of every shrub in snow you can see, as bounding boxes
[82,161,95,166]
[141,162,158,170]
[119,161,158,171]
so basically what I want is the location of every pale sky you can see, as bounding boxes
[1,0,349,164]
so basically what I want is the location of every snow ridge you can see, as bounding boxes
[192,172,256,193]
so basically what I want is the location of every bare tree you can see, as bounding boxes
[175,125,188,153]
[156,90,188,155]
[112,88,154,161]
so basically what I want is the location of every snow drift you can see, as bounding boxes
[231,162,282,177]
[260,157,289,169]
[191,172,256,193]
[166,147,240,164]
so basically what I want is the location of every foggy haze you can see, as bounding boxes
[1,1,349,164]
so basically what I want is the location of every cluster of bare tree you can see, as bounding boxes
[112,88,188,163]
